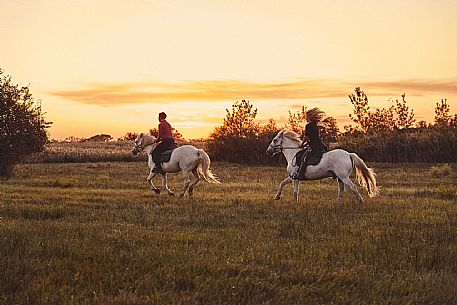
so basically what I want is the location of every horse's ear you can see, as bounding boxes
[140,132,143,137]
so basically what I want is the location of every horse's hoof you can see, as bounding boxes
[168,192,175,197]
[189,192,193,197]
[153,189,160,194]
[274,196,280,200]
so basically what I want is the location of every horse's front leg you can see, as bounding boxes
[274,177,292,200]
[147,171,160,194]
[179,170,191,197]
[293,179,300,203]
[161,173,174,196]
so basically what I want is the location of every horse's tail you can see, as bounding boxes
[350,153,379,197]
[198,149,221,184]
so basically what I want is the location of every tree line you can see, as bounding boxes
[206,88,456,164]
[1,69,456,178]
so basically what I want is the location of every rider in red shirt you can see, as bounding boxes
[152,112,174,173]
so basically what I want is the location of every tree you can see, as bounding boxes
[321,116,339,145]
[434,99,452,128]
[119,132,138,141]
[348,87,371,133]
[286,106,307,134]
[86,134,113,142]
[207,100,282,165]
[0,70,51,177]
[393,94,415,129]
[213,100,259,138]
[346,88,416,134]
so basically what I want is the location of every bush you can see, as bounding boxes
[338,128,457,163]
[206,101,283,165]
[0,70,51,177]
[429,164,453,178]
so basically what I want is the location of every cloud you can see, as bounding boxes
[48,79,457,106]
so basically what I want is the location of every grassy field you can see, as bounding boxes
[1,162,457,305]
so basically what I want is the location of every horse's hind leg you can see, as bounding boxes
[275,177,292,200]
[179,170,191,197]
[341,177,364,204]
[188,168,201,197]
[337,178,345,203]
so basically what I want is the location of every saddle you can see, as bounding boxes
[294,147,324,167]
[159,142,178,163]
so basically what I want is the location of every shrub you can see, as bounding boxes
[429,164,453,178]
[0,70,51,177]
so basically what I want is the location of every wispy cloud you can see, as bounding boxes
[48,79,457,106]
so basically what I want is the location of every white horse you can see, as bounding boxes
[131,133,220,197]
[266,130,379,204]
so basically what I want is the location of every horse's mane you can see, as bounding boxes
[281,129,302,144]
[139,133,156,146]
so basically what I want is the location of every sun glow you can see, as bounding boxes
[2,0,456,139]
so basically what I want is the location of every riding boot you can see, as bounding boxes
[295,163,307,181]
[152,162,163,174]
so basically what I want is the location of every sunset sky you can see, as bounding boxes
[2,0,457,139]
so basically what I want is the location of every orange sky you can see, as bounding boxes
[2,0,456,139]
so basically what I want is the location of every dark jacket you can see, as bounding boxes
[304,122,327,156]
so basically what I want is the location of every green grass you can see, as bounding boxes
[1,162,457,305]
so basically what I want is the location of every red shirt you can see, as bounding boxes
[158,120,173,140]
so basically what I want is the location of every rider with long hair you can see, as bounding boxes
[152,112,174,173]
[293,107,328,180]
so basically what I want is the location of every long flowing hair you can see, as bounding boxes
[306,107,325,123]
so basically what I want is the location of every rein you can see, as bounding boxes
[271,136,302,152]
[280,146,300,150]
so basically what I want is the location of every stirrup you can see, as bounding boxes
[291,172,300,180]
[291,171,306,181]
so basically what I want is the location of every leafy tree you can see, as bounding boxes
[286,106,307,134]
[416,120,428,129]
[0,70,51,177]
[207,100,282,165]
[321,116,340,145]
[346,88,415,134]
[86,134,113,142]
[213,100,259,138]
[369,106,395,133]
[348,87,371,133]
[119,132,138,141]
[341,89,457,163]
[393,94,415,129]
[434,99,457,128]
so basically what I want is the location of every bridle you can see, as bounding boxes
[134,141,145,152]
[268,135,301,155]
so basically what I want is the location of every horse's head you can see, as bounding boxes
[131,133,157,155]
[266,130,301,156]
[266,131,285,156]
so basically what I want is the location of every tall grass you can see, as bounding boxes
[26,140,207,164]
[1,162,456,304]
[338,128,457,163]
[26,141,140,163]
